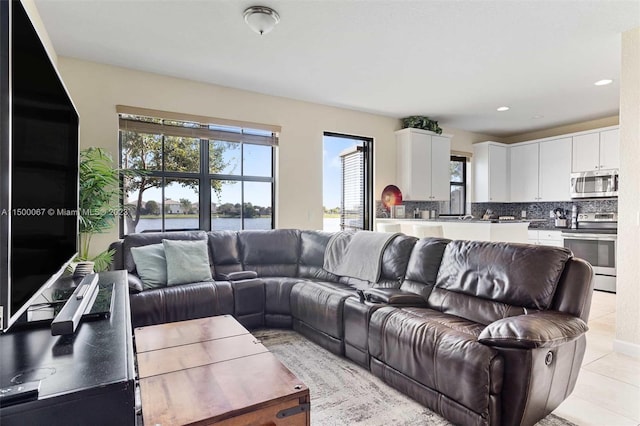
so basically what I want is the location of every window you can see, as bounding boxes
[118,108,277,235]
[439,156,467,215]
[322,133,373,232]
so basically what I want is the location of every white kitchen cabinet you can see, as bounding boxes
[572,128,619,172]
[527,230,539,245]
[473,142,508,202]
[539,138,572,201]
[396,128,451,201]
[510,143,538,202]
[510,138,572,202]
[528,230,563,247]
[572,132,599,172]
[599,128,620,170]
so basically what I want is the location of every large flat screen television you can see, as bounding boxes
[0,0,79,332]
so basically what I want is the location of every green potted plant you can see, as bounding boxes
[401,116,443,134]
[75,147,126,275]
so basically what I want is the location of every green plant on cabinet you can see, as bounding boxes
[401,116,443,134]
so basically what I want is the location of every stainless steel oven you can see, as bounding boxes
[562,212,617,292]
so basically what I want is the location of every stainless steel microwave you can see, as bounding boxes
[570,169,618,198]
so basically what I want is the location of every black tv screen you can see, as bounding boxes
[0,0,79,331]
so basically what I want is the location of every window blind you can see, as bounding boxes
[341,148,364,231]
[116,105,279,146]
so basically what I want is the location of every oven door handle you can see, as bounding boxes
[562,233,617,241]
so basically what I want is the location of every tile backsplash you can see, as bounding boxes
[376,199,618,229]
[471,199,617,229]
[376,200,441,219]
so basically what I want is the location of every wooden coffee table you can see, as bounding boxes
[135,315,310,425]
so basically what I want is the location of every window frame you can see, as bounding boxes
[118,115,276,236]
[323,131,374,231]
[439,155,467,216]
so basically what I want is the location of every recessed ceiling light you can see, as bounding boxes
[496,106,510,112]
[594,79,613,86]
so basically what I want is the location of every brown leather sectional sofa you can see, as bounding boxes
[110,229,594,426]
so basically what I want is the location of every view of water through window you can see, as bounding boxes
[119,115,275,234]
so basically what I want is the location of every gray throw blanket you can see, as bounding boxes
[323,230,399,283]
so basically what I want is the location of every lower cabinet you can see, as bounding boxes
[527,230,564,247]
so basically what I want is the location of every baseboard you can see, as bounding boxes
[613,339,640,358]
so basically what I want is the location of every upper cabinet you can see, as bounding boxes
[572,128,619,172]
[396,128,451,201]
[509,143,539,202]
[599,129,620,171]
[473,142,508,202]
[474,125,617,204]
[539,138,572,201]
[510,138,572,202]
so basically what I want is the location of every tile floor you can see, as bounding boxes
[552,291,640,425]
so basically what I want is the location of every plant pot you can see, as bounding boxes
[73,261,95,278]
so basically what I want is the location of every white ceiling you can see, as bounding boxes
[34,0,640,138]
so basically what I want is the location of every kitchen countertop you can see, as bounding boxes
[377,217,569,230]
[377,217,531,224]
[376,217,529,243]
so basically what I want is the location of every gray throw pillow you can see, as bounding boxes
[162,239,213,285]
[130,243,167,289]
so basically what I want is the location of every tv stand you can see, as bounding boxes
[0,271,135,425]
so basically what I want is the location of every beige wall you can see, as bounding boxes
[442,127,503,151]
[501,115,619,144]
[57,57,492,255]
[615,27,640,356]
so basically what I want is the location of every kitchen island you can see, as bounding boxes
[376,218,530,243]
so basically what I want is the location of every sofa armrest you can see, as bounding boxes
[219,271,259,281]
[127,273,144,294]
[364,288,427,306]
[479,310,588,349]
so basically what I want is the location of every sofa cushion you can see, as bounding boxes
[290,280,356,339]
[400,237,450,297]
[238,230,300,277]
[208,231,243,279]
[378,234,418,287]
[128,280,233,328]
[163,239,213,285]
[130,243,167,289]
[299,230,340,281]
[428,241,572,324]
[263,277,305,316]
[122,231,207,273]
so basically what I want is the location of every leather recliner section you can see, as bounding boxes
[290,280,356,346]
[129,280,233,328]
[369,306,503,419]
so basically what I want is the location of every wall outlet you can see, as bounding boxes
[549,210,555,218]
[521,210,526,219]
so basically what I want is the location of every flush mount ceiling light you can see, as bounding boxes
[496,106,510,112]
[244,6,280,35]
[594,79,613,86]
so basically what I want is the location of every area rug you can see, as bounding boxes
[254,329,576,426]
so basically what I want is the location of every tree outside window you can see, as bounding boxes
[119,114,276,234]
